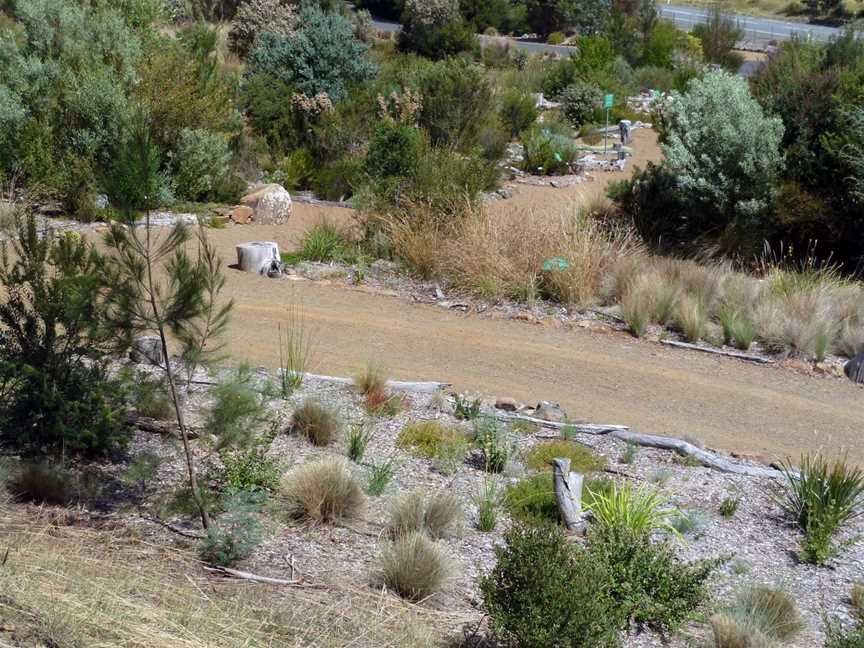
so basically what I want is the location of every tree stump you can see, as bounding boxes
[236,242,281,275]
[553,457,585,534]
[129,335,163,366]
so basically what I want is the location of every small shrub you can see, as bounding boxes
[775,454,864,564]
[474,416,511,473]
[824,619,864,648]
[521,125,578,175]
[206,365,272,451]
[499,89,538,137]
[215,448,280,494]
[365,122,423,180]
[504,473,559,524]
[197,491,264,567]
[720,495,740,518]
[476,478,499,532]
[380,531,451,601]
[8,462,80,505]
[524,440,606,473]
[620,443,638,464]
[228,0,296,58]
[298,221,351,263]
[281,458,365,522]
[171,128,232,202]
[291,399,340,446]
[587,481,677,535]
[560,82,602,128]
[480,524,623,647]
[650,468,674,485]
[453,394,482,420]
[311,157,363,201]
[366,457,397,496]
[129,373,173,420]
[547,31,565,45]
[347,423,373,463]
[387,490,461,539]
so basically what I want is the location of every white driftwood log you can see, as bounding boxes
[294,372,450,394]
[496,411,629,435]
[553,458,585,532]
[660,339,774,365]
[204,566,302,586]
[236,241,280,275]
[609,430,783,478]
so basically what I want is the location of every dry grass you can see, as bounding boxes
[379,532,452,601]
[6,462,82,505]
[281,457,366,522]
[386,490,462,539]
[620,272,678,337]
[674,294,709,342]
[710,585,804,647]
[291,398,341,446]
[0,511,447,648]
[355,362,389,397]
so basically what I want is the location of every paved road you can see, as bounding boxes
[658,4,843,42]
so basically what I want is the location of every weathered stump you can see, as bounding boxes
[130,335,164,366]
[236,241,281,275]
[553,457,585,534]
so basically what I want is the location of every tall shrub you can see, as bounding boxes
[398,0,477,60]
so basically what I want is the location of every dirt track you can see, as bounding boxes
[208,225,864,466]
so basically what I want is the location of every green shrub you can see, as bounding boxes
[197,491,264,567]
[290,399,341,446]
[365,123,423,180]
[521,125,578,175]
[298,221,351,262]
[560,82,602,128]
[453,394,482,420]
[720,495,740,518]
[380,531,451,601]
[480,524,623,648]
[0,215,132,458]
[126,371,173,420]
[398,0,477,60]
[474,416,511,473]
[547,31,566,45]
[524,440,606,473]
[215,448,280,494]
[776,454,864,564]
[505,473,559,524]
[311,157,363,201]
[273,149,316,191]
[241,73,306,154]
[588,523,722,633]
[246,6,376,101]
[281,458,365,522]
[205,365,272,452]
[825,620,864,648]
[499,88,538,138]
[228,0,297,58]
[170,128,233,202]
[396,421,468,458]
[387,490,462,539]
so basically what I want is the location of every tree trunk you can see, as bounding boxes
[236,242,280,275]
[553,458,585,533]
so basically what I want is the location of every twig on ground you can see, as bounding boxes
[204,565,305,586]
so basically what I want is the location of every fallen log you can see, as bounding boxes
[139,514,204,540]
[609,430,783,478]
[129,414,200,439]
[297,372,450,394]
[660,339,774,365]
[495,411,629,435]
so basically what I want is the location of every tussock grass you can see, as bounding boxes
[282,458,365,522]
[523,440,606,473]
[0,513,443,648]
[380,531,451,601]
[298,220,352,262]
[397,420,470,459]
[291,398,341,446]
[710,585,804,648]
[7,462,83,505]
[674,294,708,342]
[387,490,462,539]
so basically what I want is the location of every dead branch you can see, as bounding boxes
[660,339,775,365]
[204,565,303,586]
[139,515,204,540]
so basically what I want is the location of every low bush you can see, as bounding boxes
[171,128,233,202]
[775,454,864,564]
[387,490,461,539]
[398,0,476,61]
[396,420,468,458]
[290,399,341,446]
[365,122,423,180]
[380,531,451,601]
[521,125,579,175]
[205,365,272,451]
[504,473,559,524]
[281,458,365,522]
[524,440,606,473]
[228,0,297,58]
[560,82,602,129]
[7,462,81,505]
[480,524,623,647]
[499,88,538,137]
[214,448,280,494]
[197,491,264,567]
[311,157,363,201]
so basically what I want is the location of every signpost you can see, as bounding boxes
[603,93,614,157]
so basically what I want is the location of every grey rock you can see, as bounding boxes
[533,400,567,423]
[495,397,519,411]
[844,353,864,383]
[130,335,163,366]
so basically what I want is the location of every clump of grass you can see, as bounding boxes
[504,473,610,526]
[354,362,388,398]
[291,399,340,446]
[298,221,351,262]
[587,481,677,535]
[511,419,539,435]
[620,272,678,337]
[432,435,470,476]
[379,532,451,601]
[347,423,373,463]
[474,416,511,473]
[523,440,606,473]
[718,305,757,350]
[278,303,313,397]
[852,583,864,618]
[730,558,751,575]
[710,585,804,648]
[649,467,673,486]
[366,457,398,496]
[387,490,462,539]
[365,390,405,416]
[453,394,483,420]
[7,462,82,505]
[670,509,710,537]
[476,479,499,532]
[720,495,740,518]
[396,421,469,459]
[281,458,365,522]
[128,372,173,420]
[674,294,708,342]
[355,363,403,416]
[775,454,864,564]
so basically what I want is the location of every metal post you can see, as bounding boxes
[604,107,609,157]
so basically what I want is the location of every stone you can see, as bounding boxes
[240,184,292,225]
[130,335,163,366]
[533,400,567,423]
[844,353,864,383]
[229,205,255,225]
[495,397,518,411]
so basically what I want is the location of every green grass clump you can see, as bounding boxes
[504,473,611,525]
[396,420,469,459]
[281,458,365,522]
[365,457,397,496]
[587,482,677,535]
[720,495,740,518]
[297,221,351,262]
[476,479,499,532]
[524,440,606,473]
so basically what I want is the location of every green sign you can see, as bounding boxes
[604,93,614,109]
[542,257,569,272]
